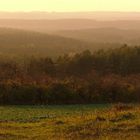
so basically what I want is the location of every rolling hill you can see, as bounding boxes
[1,19,140,32]
[1,19,140,45]
[0,28,123,59]
[53,28,140,45]
[0,28,92,58]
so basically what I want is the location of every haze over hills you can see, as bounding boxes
[1,19,140,32]
[0,28,84,57]
[0,11,140,57]
[1,11,140,31]
[0,27,123,59]
[0,27,106,58]
[1,18,140,45]
[1,11,140,20]
[53,28,140,45]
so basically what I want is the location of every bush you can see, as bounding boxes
[46,83,77,104]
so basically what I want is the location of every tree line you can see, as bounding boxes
[0,45,140,104]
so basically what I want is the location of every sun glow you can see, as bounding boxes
[0,0,140,12]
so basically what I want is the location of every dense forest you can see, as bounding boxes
[0,45,140,104]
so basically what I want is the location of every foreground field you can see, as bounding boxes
[0,104,140,140]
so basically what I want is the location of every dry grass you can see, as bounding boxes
[0,104,139,140]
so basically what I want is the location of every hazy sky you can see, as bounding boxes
[0,0,140,12]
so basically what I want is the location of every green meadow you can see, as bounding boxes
[0,104,140,140]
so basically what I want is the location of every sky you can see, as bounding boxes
[0,0,140,12]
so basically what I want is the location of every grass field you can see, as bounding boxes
[0,104,140,140]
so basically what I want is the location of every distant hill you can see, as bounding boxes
[53,28,140,45]
[0,28,122,59]
[0,28,90,58]
[1,19,140,32]
[1,11,140,20]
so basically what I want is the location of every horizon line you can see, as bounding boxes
[1,11,140,13]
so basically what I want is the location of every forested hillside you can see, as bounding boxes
[0,28,121,58]
[0,28,92,58]
[0,24,140,105]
